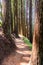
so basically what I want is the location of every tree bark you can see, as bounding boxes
[30,0,43,65]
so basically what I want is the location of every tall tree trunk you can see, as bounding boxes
[10,0,13,33]
[29,0,32,43]
[30,0,43,65]
[26,0,32,43]
[2,0,16,48]
[26,0,29,38]
[2,0,11,35]
[14,0,18,37]
[21,0,24,35]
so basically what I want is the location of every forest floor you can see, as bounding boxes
[0,27,32,65]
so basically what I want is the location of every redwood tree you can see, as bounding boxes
[30,0,43,65]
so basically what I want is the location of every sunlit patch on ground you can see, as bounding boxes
[20,62,28,65]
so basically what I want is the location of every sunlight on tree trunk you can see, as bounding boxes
[29,0,43,65]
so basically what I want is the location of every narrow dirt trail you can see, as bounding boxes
[14,38,32,65]
[0,28,32,65]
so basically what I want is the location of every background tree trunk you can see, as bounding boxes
[2,0,11,35]
[14,0,18,37]
[10,0,13,33]
[26,0,32,43]
[30,0,43,65]
[2,0,16,48]
[29,0,32,43]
